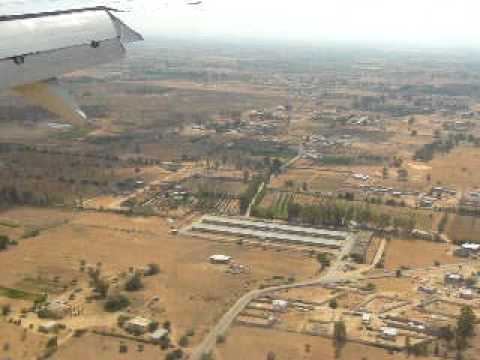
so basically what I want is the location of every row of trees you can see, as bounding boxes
[284,200,416,230]
[0,186,53,206]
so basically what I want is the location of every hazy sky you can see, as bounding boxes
[2,0,480,47]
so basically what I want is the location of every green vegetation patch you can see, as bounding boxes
[0,219,20,228]
[0,286,42,301]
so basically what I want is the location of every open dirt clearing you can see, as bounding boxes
[428,146,480,191]
[50,333,163,360]
[0,322,47,359]
[446,214,480,243]
[383,239,459,270]
[216,326,435,360]
[0,208,317,345]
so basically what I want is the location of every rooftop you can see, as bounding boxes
[193,222,343,248]
[201,215,348,240]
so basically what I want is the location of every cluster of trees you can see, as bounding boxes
[0,186,51,206]
[318,154,386,166]
[455,305,476,351]
[414,132,478,163]
[339,192,407,208]
[104,294,130,312]
[414,139,455,162]
[284,200,415,230]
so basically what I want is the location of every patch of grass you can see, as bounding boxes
[53,127,91,140]
[22,228,40,239]
[0,286,42,301]
[0,219,20,228]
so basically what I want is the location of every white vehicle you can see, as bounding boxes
[0,6,142,123]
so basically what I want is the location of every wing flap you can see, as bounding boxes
[14,79,87,125]
[0,38,125,92]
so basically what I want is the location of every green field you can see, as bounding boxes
[0,286,43,301]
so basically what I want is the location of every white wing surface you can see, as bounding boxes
[0,6,142,122]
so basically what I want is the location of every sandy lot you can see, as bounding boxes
[427,146,480,191]
[383,239,459,270]
[0,207,318,346]
[216,326,435,360]
[446,214,480,243]
[51,332,164,360]
[0,322,47,360]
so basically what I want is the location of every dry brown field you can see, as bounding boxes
[50,332,164,360]
[446,214,480,243]
[383,238,459,270]
[216,326,435,360]
[0,322,47,359]
[0,207,317,346]
[427,146,480,191]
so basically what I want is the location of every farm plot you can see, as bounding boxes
[383,239,459,270]
[255,191,294,219]
[446,214,480,243]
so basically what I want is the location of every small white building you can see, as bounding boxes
[380,327,398,340]
[39,321,59,334]
[209,255,232,264]
[272,299,289,312]
[462,243,480,253]
[353,174,369,181]
[125,317,152,335]
[362,313,371,324]
[149,328,169,343]
[445,273,464,285]
[460,288,475,300]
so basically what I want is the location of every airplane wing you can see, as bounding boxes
[0,6,142,124]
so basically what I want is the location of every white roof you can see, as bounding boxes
[447,273,463,280]
[202,216,348,240]
[362,313,371,320]
[273,299,288,306]
[150,328,169,339]
[381,327,398,336]
[462,243,480,251]
[41,321,58,329]
[127,317,151,327]
[209,255,232,262]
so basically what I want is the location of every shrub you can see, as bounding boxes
[179,335,189,348]
[216,334,226,344]
[145,263,161,276]
[117,314,131,327]
[119,342,128,353]
[329,299,338,309]
[104,294,130,312]
[0,235,9,250]
[148,321,159,332]
[1,304,11,316]
[365,283,376,291]
[46,336,58,348]
[125,273,143,292]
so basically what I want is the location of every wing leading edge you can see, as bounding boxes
[0,6,142,123]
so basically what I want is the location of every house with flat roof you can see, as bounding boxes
[125,317,152,335]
